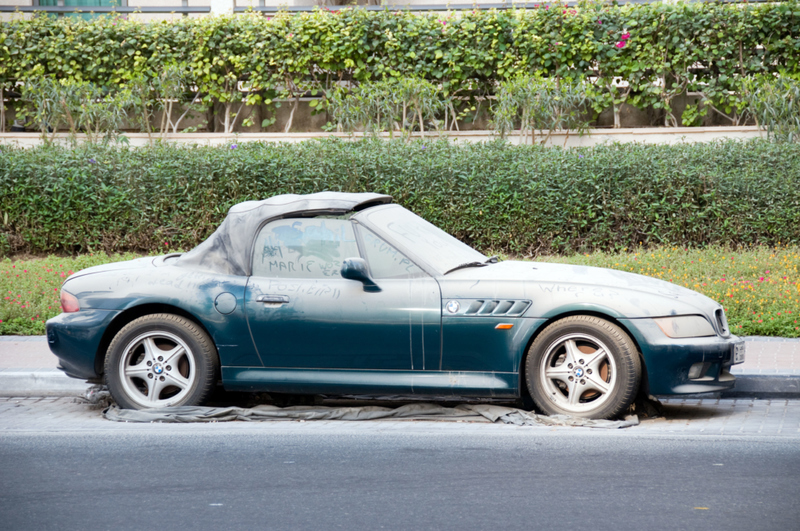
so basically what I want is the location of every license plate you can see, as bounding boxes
[732,341,745,364]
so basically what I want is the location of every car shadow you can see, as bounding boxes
[649,399,736,421]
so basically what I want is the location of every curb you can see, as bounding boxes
[0,369,798,400]
[0,369,92,397]
[721,374,800,399]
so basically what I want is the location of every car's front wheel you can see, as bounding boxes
[104,314,218,409]
[525,315,641,419]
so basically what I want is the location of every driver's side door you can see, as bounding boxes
[244,217,440,371]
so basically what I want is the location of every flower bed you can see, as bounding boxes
[3,247,799,337]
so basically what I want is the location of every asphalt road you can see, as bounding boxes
[2,403,799,531]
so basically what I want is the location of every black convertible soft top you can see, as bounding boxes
[175,192,392,275]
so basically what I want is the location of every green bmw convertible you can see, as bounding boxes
[46,192,744,418]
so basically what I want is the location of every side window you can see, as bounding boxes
[359,226,424,279]
[252,218,360,279]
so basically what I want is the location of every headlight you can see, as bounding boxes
[653,315,716,338]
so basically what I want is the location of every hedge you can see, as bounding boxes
[1,138,800,257]
[2,2,800,124]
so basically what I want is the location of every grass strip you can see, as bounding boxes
[2,247,799,337]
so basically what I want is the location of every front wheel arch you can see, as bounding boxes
[520,312,646,417]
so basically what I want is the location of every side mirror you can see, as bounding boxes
[341,258,381,292]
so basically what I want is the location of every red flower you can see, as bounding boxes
[621,33,631,40]
[615,41,626,49]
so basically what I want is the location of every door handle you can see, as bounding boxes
[256,294,289,304]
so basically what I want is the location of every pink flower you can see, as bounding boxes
[759,277,764,281]
[615,41,626,49]
[621,33,631,40]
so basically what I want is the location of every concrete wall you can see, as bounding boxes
[0,126,766,149]
[0,0,516,20]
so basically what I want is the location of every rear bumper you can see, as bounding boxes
[619,318,742,396]
[45,309,120,380]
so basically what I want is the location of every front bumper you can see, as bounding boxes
[45,309,120,380]
[619,318,743,396]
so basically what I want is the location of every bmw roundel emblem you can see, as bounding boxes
[446,300,460,314]
[575,368,584,378]
[153,364,163,375]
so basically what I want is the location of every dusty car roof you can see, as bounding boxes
[175,192,392,275]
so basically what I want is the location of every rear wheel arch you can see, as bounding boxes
[94,304,217,377]
[104,313,219,409]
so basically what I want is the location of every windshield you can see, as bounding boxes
[355,204,486,275]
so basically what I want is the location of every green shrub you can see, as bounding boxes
[1,138,800,257]
[1,2,799,128]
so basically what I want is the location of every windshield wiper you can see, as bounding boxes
[444,256,500,275]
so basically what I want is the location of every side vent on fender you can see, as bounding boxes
[463,300,531,317]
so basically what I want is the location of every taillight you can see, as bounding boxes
[60,290,80,313]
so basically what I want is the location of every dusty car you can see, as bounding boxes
[46,192,744,418]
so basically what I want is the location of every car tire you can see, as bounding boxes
[525,315,641,419]
[104,314,218,410]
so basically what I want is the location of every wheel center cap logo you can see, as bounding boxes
[446,300,460,314]
[574,367,584,378]
[153,363,163,375]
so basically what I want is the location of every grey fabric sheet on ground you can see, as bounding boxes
[104,402,639,428]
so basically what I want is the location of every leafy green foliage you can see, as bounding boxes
[328,77,445,137]
[744,76,800,143]
[1,2,799,129]
[492,75,590,144]
[1,138,800,257]
[18,76,130,143]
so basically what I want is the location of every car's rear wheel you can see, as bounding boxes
[104,314,218,409]
[525,315,641,419]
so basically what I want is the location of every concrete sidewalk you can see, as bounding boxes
[1,335,799,398]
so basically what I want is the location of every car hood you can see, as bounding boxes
[438,260,723,319]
